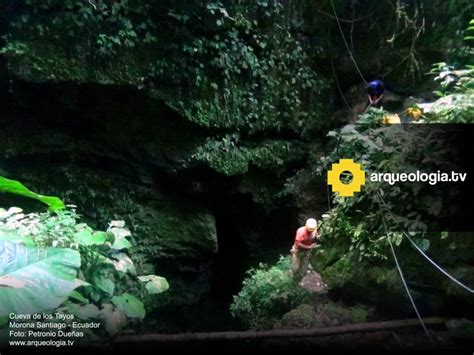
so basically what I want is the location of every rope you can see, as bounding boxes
[377,192,474,294]
[325,119,344,212]
[363,102,373,114]
[330,52,352,112]
[317,9,369,23]
[330,0,367,85]
[88,0,97,10]
[404,232,474,293]
[376,191,434,344]
[326,184,332,211]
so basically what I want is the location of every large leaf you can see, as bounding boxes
[0,176,65,211]
[92,275,115,296]
[74,230,108,246]
[0,241,81,317]
[108,225,133,250]
[111,237,132,250]
[137,275,169,294]
[68,290,89,304]
[111,293,145,320]
[111,253,136,275]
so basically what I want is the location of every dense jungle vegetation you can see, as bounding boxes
[0,0,473,350]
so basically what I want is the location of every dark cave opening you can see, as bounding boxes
[211,210,248,304]
[168,202,254,333]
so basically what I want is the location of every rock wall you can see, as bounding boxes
[1,0,472,327]
[0,80,299,313]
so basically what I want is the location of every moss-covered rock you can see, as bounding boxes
[230,257,311,330]
[5,40,148,85]
[277,301,369,329]
[312,231,474,318]
[278,304,322,329]
[348,305,368,324]
[132,201,218,270]
[1,1,332,197]
[316,251,400,293]
[315,301,369,326]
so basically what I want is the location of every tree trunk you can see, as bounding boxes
[114,317,445,344]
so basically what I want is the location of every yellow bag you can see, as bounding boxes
[382,114,401,124]
[405,107,423,121]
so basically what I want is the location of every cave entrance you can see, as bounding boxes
[152,164,299,332]
[208,191,297,301]
[198,191,297,331]
[188,195,255,331]
[212,211,249,303]
[2,81,301,332]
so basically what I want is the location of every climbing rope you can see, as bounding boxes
[326,184,332,211]
[404,232,474,293]
[330,51,353,112]
[328,0,384,117]
[363,102,374,114]
[377,191,474,294]
[326,126,345,211]
[88,0,97,10]
[324,3,467,341]
[330,0,367,85]
[376,190,434,344]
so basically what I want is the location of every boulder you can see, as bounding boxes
[278,304,322,329]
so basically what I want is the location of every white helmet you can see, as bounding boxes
[305,218,317,231]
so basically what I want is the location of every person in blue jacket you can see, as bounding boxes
[367,79,385,107]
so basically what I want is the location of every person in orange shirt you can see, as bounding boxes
[290,218,320,279]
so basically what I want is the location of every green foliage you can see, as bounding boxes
[317,113,464,261]
[230,256,309,330]
[111,293,145,320]
[314,45,473,261]
[332,0,473,82]
[348,306,368,323]
[0,240,81,317]
[0,207,168,339]
[149,1,329,134]
[423,93,474,123]
[465,19,474,42]
[277,301,369,330]
[314,301,369,326]
[3,1,329,134]
[5,0,157,57]
[429,62,474,97]
[446,16,474,65]
[137,275,169,295]
[2,1,329,204]
[421,20,474,123]
[14,163,218,304]
[0,176,65,211]
[192,135,305,176]
[424,58,473,123]
[427,20,473,98]
[1,0,153,84]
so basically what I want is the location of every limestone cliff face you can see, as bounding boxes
[0,80,297,309]
[1,0,472,319]
[0,1,328,308]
